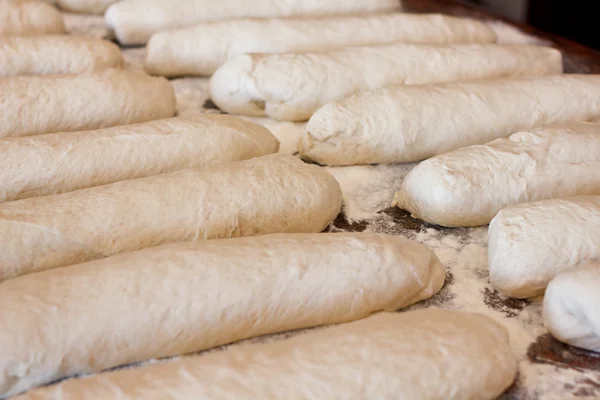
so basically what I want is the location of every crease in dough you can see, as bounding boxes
[0,1,65,36]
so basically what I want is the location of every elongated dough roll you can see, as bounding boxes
[145,14,497,76]
[55,0,116,14]
[0,69,176,138]
[211,44,562,121]
[0,233,444,398]
[0,1,64,36]
[0,36,122,77]
[16,309,516,400]
[488,196,600,298]
[0,115,279,203]
[544,263,600,352]
[108,0,402,45]
[393,122,600,227]
[0,155,342,281]
[300,75,600,166]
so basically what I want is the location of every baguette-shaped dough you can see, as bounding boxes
[0,69,176,138]
[300,75,600,166]
[0,233,444,398]
[0,155,342,281]
[544,263,600,352]
[211,44,562,121]
[488,196,600,298]
[0,115,279,203]
[55,0,116,14]
[145,14,497,76]
[108,0,402,45]
[0,1,65,36]
[393,122,600,227]
[0,36,122,77]
[16,309,517,400]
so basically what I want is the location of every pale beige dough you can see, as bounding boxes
[0,1,65,36]
[0,115,279,203]
[393,122,600,227]
[0,69,176,138]
[0,36,122,77]
[55,0,116,14]
[15,309,517,400]
[0,155,342,281]
[488,196,600,298]
[145,13,497,76]
[210,44,561,121]
[300,75,600,165]
[108,0,402,45]
[0,232,444,398]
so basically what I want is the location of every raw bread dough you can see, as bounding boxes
[210,44,561,121]
[393,122,600,227]
[488,196,600,298]
[0,115,279,203]
[0,233,444,398]
[108,0,402,45]
[15,309,517,400]
[0,69,176,138]
[299,75,600,166]
[0,1,64,36]
[55,0,116,14]
[544,263,600,352]
[145,13,497,76]
[0,36,122,77]
[0,155,342,281]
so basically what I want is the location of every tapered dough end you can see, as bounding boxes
[55,0,116,15]
[543,263,600,352]
[105,2,149,45]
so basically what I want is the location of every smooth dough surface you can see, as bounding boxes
[393,122,600,227]
[0,115,278,203]
[0,155,342,281]
[488,196,600,298]
[0,69,176,138]
[299,74,600,165]
[210,44,561,121]
[55,0,116,14]
[0,233,444,398]
[108,0,402,45]
[0,36,122,77]
[544,263,600,352]
[0,1,65,36]
[145,13,497,76]
[16,309,517,400]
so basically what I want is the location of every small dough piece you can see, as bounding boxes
[0,115,279,203]
[109,0,402,45]
[16,309,517,400]
[0,1,65,36]
[145,14,497,76]
[0,233,444,398]
[488,196,600,298]
[55,0,116,14]
[0,69,176,138]
[210,44,561,121]
[0,36,122,77]
[393,122,600,227]
[544,263,600,352]
[0,154,342,281]
[299,75,600,166]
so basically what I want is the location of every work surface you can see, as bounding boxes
[58,1,600,399]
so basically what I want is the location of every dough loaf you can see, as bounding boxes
[55,0,116,14]
[210,44,561,121]
[544,263,600,352]
[299,74,600,165]
[0,155,342,281]
[0,1,64,36]
[15,309,517,400]
[393,122,600,227]
[489,196,600,298]
[0,115,279,203]
[0,233,444,398]
[0,36,122,77]
[0,69,176,138]
[107,0,402,45]
[145,13,497,76]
